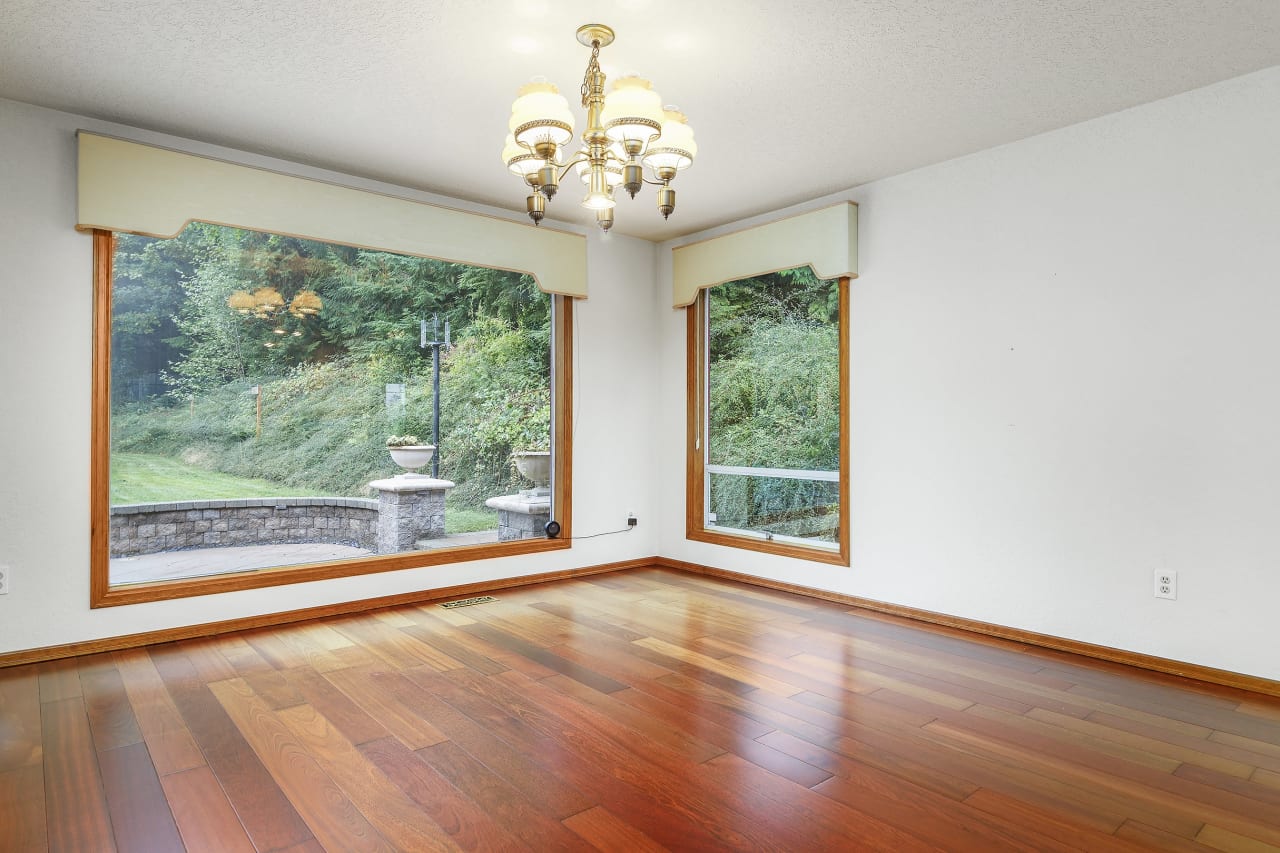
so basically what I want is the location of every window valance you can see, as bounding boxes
[671,201,858,307]
[76,132,587,298]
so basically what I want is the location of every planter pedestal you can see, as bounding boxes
[368,475,455,553]
[485,493,551,541]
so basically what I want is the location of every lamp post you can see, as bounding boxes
[420,316,451,478]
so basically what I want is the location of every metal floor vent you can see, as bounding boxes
[440,595,497,609]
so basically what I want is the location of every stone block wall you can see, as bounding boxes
[375,488,447,553]
[110,498,378,557]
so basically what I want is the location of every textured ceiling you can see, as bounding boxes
[2,1,1279,240]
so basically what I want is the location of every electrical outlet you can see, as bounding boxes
[627,513,638,527]
[1154,569,1177,600]
[0,564,9,595]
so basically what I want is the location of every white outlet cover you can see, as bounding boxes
[1154,569,1177,600]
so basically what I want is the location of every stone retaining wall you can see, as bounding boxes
[110,498,378,557]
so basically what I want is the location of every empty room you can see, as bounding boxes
[2,1,1280,850]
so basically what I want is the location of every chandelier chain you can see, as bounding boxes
[580,41,602,107]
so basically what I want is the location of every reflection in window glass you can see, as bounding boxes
[107,223,552,586]
[705,268,841,546]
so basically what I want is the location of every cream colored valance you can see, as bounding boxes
[76,132,587,298]
[671,201,858,307]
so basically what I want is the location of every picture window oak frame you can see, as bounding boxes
[685,275,851,566]
[89,229,574,608]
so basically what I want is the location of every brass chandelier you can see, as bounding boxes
[502,23,697,232]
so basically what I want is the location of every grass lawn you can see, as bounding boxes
[111,452,497,534]
[443,504,498,534]
[111,453,328,505]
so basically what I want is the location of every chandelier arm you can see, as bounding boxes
[555,158,593,183]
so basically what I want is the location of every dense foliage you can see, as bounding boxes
[111,224,550,509]
[706,269,841,539]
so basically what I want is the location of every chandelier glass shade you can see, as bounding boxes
[502,23,696,231]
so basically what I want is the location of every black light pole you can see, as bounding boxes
[420,316,451,478]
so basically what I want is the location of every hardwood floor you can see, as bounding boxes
[3,567,1280,851]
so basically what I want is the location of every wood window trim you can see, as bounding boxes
[685,276,851,567]
[90,229,574,608]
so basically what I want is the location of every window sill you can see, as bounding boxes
[685,527,849,567]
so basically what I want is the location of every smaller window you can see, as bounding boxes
[686,268,849,565]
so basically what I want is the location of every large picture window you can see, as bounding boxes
[687,267,849,564]
[91,226,572,607]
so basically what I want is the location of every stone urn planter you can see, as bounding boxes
[388,444,435,475]
[512,450,551,496]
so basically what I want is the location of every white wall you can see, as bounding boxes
[0,98,658,655]
[656,67,1280,681]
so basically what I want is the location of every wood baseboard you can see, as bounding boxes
[654,556,1280,699]
[0,558,651,669]
[9,553,1278,701]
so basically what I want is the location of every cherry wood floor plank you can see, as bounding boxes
[952,703,1280,833]
[275,703,462,852]
[434,667,777,851]
[1091,709,1280,775]
[5,567,1280,849]
[78,656,143,753]
[400,667,600,820]
[416,740,597,853]
[960,787,1151,852]
[204,634,277,677]
[1028,706,1258,779]
[37,658,83,704]
[562,805,668,853]
[603,683,831,787]
[360,736,532,852]
[1115,819,1221,851]
[269,625,364,673]
[819,753,1111,845]
[634,637,802,696]
[1069,683,1280,744]
[540,673,728,766]
[966,702,1185,773]
[282,665,390,746]
[1255,767,1280,790]
[923,718,1271,842]
[405,609,560,679]
[322,666,449,750]
[550,636,677,684]
[1238,699,1280,722]
[96,741,184,853]
[210,678,393,852]
[529,601,648,643]
[398,621,509,676]
[335,614,466,671]
[40,697,115,853]
[240,667,307,710]
[0,666,42,771]
[699,751,940,851]
[112,648,205,776]
[150,645,314,851]
[462,622,628,693]
[160,765,256,853]
[1196,823,1280,852]
[240,628,314,671]
[0,764,48,852]
[1175,762,1280,808]
[178,637,241,683]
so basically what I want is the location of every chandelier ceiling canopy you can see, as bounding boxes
[502,23,697,232]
